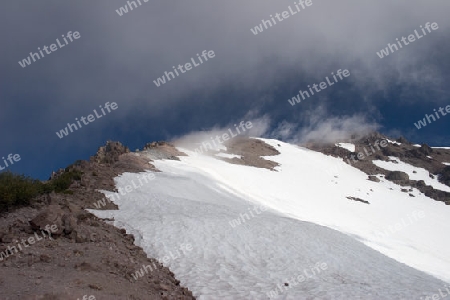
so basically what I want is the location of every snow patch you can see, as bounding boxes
[386,139,401,145]
[335,142,355,152]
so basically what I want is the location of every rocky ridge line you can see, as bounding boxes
[0,141,196,300]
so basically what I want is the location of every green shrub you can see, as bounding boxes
[0,171,44,212]
[47,170,83,193]
[0,169,83,213]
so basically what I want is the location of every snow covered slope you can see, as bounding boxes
[89,138,450,299]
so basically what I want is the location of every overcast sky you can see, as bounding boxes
[1,0,449,179]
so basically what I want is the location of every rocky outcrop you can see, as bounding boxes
[0,141,195,300]
[346,196,370,204]
[92,141,130,164]
[419,144,433,156]
[439,166,450,186]
[368,175,380,182]
[304,131,450,205]
[29,204,65,235]
[215,137,280,171]
[142,141,187,161]
[385,171,409,181]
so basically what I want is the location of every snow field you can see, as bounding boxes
[88,138,450,299]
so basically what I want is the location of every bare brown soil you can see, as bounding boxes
[0,141,195,300]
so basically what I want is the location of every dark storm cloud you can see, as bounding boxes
[1,0,449,177]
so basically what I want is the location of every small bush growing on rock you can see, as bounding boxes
[48,170,83,192]
[0,171,45,212]
[0,168,83,213]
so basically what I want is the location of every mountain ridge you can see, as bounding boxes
[1,132,449,299]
